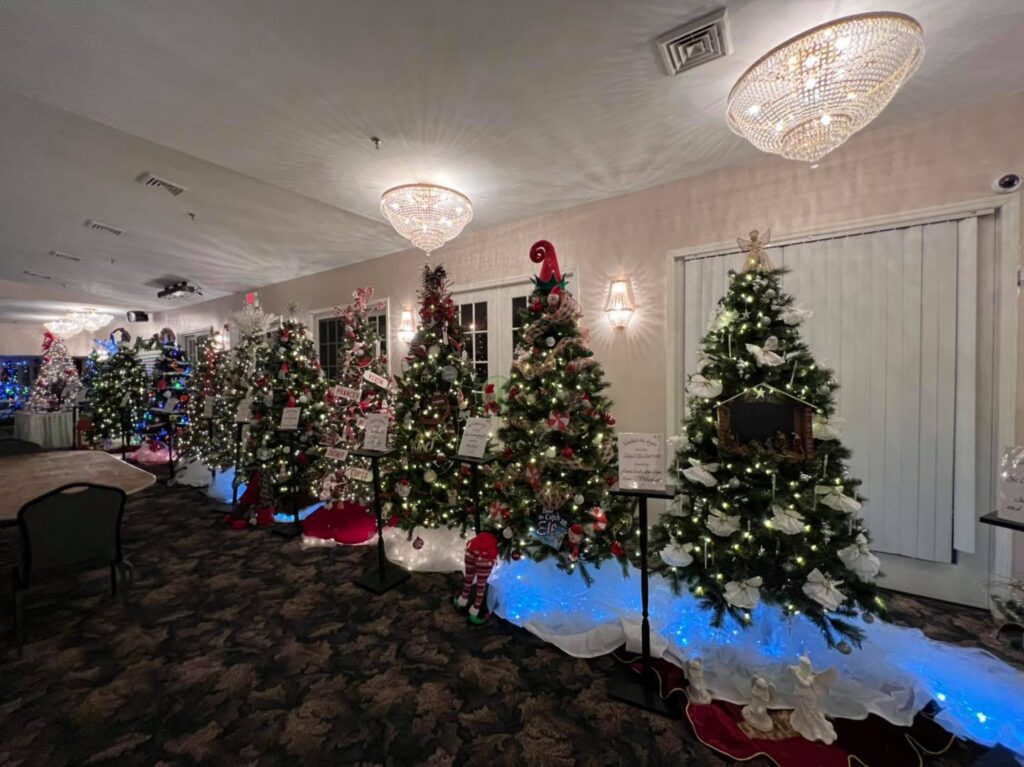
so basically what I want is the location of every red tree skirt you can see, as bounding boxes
[618,654,956,767]
[301,501,376,545]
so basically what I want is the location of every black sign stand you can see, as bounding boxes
[119,408,131,461]
[271,429,304,540]
[353,447,410,594]
[231,420,246,505]
[69,403,79,450]
[202,416,216,484]
[166,417,177,481]
[607,483,676,716]
[455,453,499,535]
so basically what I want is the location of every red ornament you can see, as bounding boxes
[606,415,616,426]
[610,541,625,557]
[511,550,522,561]
[530,298,542,313]
[562,446,574,459]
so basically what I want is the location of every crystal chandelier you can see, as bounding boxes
[727,12,924,162]
[44,317,82,338]
[380,184,473,255]
[69,308,114,332]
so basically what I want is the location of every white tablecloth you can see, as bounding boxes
[14,410,74,448]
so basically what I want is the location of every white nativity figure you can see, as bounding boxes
[682,458,720,487]
[688,374,723,399]
[660,542,694,567]
[770,503,806,535]
[802,568,847,611]
[838,534,881,580]
[788,655,838,744]
[742,676,775,733]
[686,659,712,705]
[745,336,785,367]
[781,305,814,326]
[815,484,862,514]
[707,508,741,537]
[812,413,844,441]
[724,576,762,610]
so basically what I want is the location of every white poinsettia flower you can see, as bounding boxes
[838,534,881,580]
[802,568,846,611]
[746,336,785,367]
[815,485,862,514]
[781,305,814,325]
[707,508,741,537]
[660,542,695,567]
[682,459,720,487]
[688,374,723,399]
[724,576,762,610]
[812,414,844,441]
[711,308,739,331]
[770,503,805,535]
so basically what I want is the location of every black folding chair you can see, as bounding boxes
[12,483,130,654]
[0,439,42,456]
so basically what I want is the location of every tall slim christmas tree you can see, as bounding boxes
[181,332,230,463]
[650,231,883,649]
[244,312,328,509]
[86,341,149,445]
[390,265,479,533]
[491,241,632,580]
[28,332,82,411]
[315,287,395,505]
[138,332,191,456]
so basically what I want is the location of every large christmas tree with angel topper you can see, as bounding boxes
[86,337,148,445]
[390,265,480,533]
[28,331,82,412]
[315,287,395,506]
[490,240,632,580]
[650,230,884,649]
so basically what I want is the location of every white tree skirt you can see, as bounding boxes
[487,556,1024,754]
[381,526,469,573]
[167,457,212,489]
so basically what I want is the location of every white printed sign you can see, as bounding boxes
[326,447,349,462]
[362,412,389,452]
[347,466,373,483]
[618,433,667,490]
[458,417,491,459]
[333,385,361,401]
[363,370,390,389]
[164,396,178,412]
[235,398,253,423]
[202,399,215,418]
[279,407,301,431]
[120,393,131,407]
[997,447,1024,524]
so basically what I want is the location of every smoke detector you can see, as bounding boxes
[656,8,732,76]
[137,172,188,197]
[158,280,202,299]
[85,219,125,236]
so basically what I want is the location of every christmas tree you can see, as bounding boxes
[138,332,192,454]
[491,240,632,580]
[180,332,230,463]
[650,231,883,649]
[86,341,149,445]
[315,287,395,505]
[0,359,30,412]
[244,313,328,509]
[390,265,480,533]
[28,332,82,412]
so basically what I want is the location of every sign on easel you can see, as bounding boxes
[362,370,390,389]
[457,417,491,459]
[347,466,373,482]
[235,398,253,423]
[326,447,348,462]
[362,412,389,451]
[997,447,1024,524]
[333,385,360,401]
[618,433,667,490]
[279,407,301,431]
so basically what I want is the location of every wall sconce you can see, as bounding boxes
[605,278,635,330]
[398,308,417,343]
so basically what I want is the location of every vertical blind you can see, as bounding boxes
[682,218,979,563]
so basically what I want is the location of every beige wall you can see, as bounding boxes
[0,320,165,357]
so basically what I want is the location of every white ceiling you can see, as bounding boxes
[0,0,1022,322]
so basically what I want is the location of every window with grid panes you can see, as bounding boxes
[368,311,388,360]
[318,316,343,381]
[510,295,529,357]
[459,301,489,386]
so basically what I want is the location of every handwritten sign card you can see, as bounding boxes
[997,447,1024,524]
[363,370,390,389]
[457,417,491,459]
[279,407,301,431]
[326,447,348,462]
[235,398,253,423]
[333,385,360,401]
[618,433,667,490]
[362,412,389,452]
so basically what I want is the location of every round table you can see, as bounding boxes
[14,410,74,449]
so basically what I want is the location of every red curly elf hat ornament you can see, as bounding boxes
[530,240,567,305]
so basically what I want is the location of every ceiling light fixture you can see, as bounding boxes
[69,308,114,332]
[727,12,924,162]
[380,183,473,256]
[44,317,82,338]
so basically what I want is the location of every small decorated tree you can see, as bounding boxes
[490,241,632,580]
[315,287,395,505]
[389,265,480,533]
[28,331,82,411]
[650,231,884,649]
[138,331,191,457]
[86,337,149,445]
[181,332,230,463]
[243,312,328,513]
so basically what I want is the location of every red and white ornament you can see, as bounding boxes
[546,410,570,432]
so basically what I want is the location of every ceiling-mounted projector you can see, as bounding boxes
[158,280,202,299]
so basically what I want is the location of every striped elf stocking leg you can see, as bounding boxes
[468,553,494,620]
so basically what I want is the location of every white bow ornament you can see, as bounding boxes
[711,308,738,331]
[707,508,741,537]
[660,542,695,567]
[838,534,881,580]
[815,485,862,514]
[812,414,844,441]
[746,336,785,367]
[683,459,720,487]
[724,576,763,610]
[688,374,723,399]
[802,568,847,610]
[770,503,806,535]
[781,305,814,326]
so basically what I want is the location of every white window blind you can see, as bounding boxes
[682,218,980,563]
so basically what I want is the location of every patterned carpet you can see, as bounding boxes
[0,481,1020,767]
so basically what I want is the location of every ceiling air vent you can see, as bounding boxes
[51,250,82,262]
[137,172,188,197]
[23,270,52,280]
[656,8,732,76]
[85,219,125,237]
